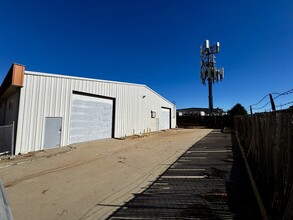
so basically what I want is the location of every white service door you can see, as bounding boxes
[44,117,62,149]
[160,108,170,130]
[70,94,113,144]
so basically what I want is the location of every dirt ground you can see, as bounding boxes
[0,128,211,220]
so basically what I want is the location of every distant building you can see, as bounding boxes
[177,107,225,116]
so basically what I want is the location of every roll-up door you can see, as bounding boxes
[70,93,113,144]
[160,108,170,130]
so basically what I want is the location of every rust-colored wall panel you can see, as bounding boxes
[12,64,25,87]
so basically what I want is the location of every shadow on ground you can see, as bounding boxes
[107,130,261,219]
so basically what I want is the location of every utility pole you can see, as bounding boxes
[200,40,224,115]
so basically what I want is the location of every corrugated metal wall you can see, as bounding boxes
[15,72,176,154]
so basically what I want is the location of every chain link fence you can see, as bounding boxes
[0,122,14,156]
[234,109,293,220]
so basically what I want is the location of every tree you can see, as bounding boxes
[228,103,248,116]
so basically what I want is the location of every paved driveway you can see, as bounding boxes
[0,128,211,220]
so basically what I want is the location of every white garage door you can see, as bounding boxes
[160,108,170,130]
[70,94,113,144]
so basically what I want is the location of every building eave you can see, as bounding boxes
[0,63,25,99]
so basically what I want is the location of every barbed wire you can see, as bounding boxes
[247,88,293,111]
[276,101,293,108]
[273,89,293,100]
[249,95,269,108]
[252,101,271,110]
[266,100,293,111]
[246,92,281,110]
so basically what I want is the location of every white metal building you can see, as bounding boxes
[0,64,176,154]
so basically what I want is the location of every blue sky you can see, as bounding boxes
[0,0,292,111]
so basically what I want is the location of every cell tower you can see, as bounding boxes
[200,40,224,115]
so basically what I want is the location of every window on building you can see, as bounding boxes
[151,111,156,118]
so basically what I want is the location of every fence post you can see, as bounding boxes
[269,94,276,111]
[250,105,253,115]
[11,121,14,156]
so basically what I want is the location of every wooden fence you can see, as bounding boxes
[177,115,233,128]
[234,109,293,220]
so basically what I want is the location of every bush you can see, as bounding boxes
[228,103,247,116]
